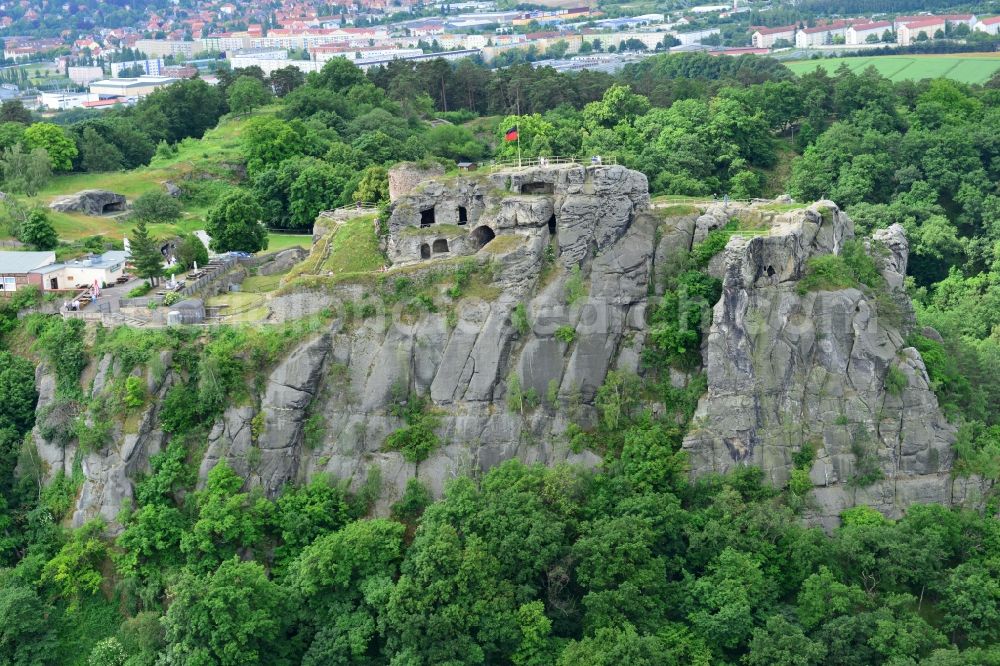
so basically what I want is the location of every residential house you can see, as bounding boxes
[751,24,797,48]
[974,16,1000,34]
[794,21,848,47]
[897,17,946,45]
[135,39,197,58]
[846,20,893,44]
[0,251,56,293]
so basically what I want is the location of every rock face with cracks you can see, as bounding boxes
[681,203,982,528]
[33,166,985,528]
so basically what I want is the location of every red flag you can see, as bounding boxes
[504,127,518,142]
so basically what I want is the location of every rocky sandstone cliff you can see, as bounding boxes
[679,203,983,527]
[29,165,984,528]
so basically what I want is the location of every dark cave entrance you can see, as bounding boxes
[432,238,449,253]
[420,208,436,228]
[471,226,496,249]
[420,243,431,259]
[458,206,468,225]
[520,182,554,195]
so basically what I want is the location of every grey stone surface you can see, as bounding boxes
[258,247,307,276]
[49,189,127,215]
[682,202,959,525]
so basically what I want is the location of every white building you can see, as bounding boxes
[109,59,164,77]
[201,35,252,52]
[794,22,848,47]
[135,39,197,59]
[897,18,946,45]
[974,16,1000,34]
[38,91,102,110]
[312,45,424,64]
[846,20,893,44]
[89,75,179,100]
[674,27,722,46]
[751,24,797,48]
[67,65,104,85]
[228,55,322,76]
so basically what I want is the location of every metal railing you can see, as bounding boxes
[317,203,379,223]
[489,156,619,172]
[651,197,756,207]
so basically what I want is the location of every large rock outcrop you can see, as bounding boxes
[47,166,980,528]
[49,189,127,215]
[212,165,650,512]
[680,203,974,527]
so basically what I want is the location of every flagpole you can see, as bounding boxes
[515,88,522,168]
[516,121,521,168]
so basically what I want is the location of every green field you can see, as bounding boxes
[785,53,1000,84]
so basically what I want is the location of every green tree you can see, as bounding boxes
[23,122,78,171]
[130,191,181,223]
[227,75,272,115]
[289,162,355,228]
[0,143,51,195]
[314,57,366,92]
[286,518,406,663]
[0,351,36,434]
[743,614,826,666]
[573,513,669,633]
[382,521,519,664]
[18,208,57,249]
[180,462,272,570]
[79,126,123,172]
[352,165,389,204]
[940,559,1000,646]
[129,219,164,286]
[273,477,349,567]
[267,66,305,97]
[241,116,306,175]
[0,121,25,150]
[205,189,268,253]
[174,233,208,270]
[40,519,106,606]
[0,100,32,123]
[161,557,288,666]
[0,584,58,665]
[688,548,776,655]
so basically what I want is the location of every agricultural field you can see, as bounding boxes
[785,53,1000,84]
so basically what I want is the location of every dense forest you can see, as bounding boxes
[2,51,1000,664]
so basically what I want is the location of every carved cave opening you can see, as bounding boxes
[520,182,554,195]
[420,208,436,227]
[420,243,431,259]
[471,225,496,249]
[432,238,449,253]
[458,206,468,224]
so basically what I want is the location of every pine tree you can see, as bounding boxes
[130,219,164,286]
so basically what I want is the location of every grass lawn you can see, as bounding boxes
[785,53,1000,84]
[206,291,266,311]
[7,109,279,244]
[241,274,283,293]
[321,215,386,274]
[758,202,807,213]
[267,234,312,252]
